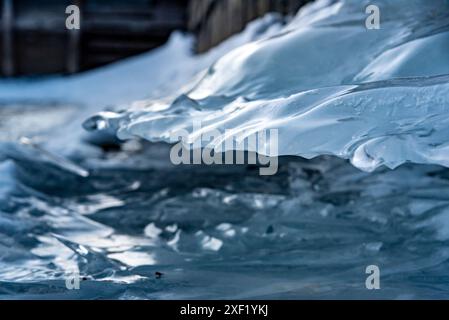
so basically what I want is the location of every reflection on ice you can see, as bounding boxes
[3,145,449,298]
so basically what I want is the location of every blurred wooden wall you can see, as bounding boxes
[188,0,311,53]
[0,0,188,77]
[0,0,311,76]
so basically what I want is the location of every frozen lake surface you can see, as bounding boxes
[1,0,449,299]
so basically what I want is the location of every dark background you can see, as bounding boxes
[0,0,310,76]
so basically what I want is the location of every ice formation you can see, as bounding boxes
[2,0,449,300]
[91,0,449,172]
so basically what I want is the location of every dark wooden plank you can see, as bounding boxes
[2,0,14,76]
[66,0,83,73]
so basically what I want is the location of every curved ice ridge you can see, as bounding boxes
[88,0,449,172]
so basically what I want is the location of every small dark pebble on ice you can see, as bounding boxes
[266,225,274,234]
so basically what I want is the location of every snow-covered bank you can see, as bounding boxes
[0,14,283,159]
[90,0,449,172]
[0,15,283,109]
